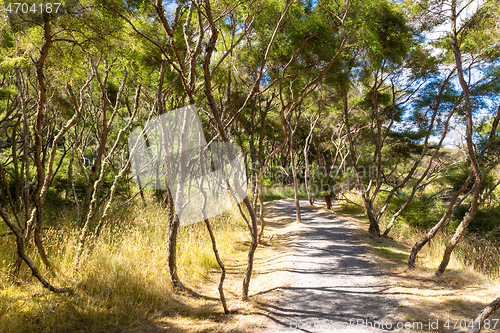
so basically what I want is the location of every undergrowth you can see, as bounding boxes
[0,192,249,333]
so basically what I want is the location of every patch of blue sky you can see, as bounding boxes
[162,0,178,23]
[393,0,495,147]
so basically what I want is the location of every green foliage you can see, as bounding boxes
[443,162,497,194]
[387,194,441,230]
[1,0,500,326]
[452,205,500,236]
[351,0,413,68]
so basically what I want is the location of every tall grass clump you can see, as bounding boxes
[0,193,249,332]
[335,190,366,215]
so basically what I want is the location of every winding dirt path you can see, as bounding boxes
[253,199,401,332]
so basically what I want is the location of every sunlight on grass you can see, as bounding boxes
[0,192,249,332]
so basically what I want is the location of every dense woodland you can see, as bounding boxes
[1,0,500,332]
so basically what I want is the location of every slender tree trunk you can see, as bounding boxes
[468,296,500,333]
[241,196,258,300]
[198,130,228,313]
[12,67,33,277]
[343,92,380,237]
[32,15,53,273]
[304,153,314,206]
[154,61,186,291]
[11,120,20,203]
[435,195,480,275]
[12,66,31,278]
[201,0,281,300]
[257,107,289,242]
[304,107,321,206]
[289,124,302,223]
[407,173,473,268]
[0,205,68,293]
[14,67,30,227]
[383,87,458,237]
[94,97,139,239]
[434,1,500,275]
[168,213,184,290]
[76,68,124,266]
[204,218,228,313]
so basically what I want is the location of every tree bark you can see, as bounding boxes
[79,62,111,226]
[76,65,125,266]
[31,14,53,273]
[434,0,498,275]
[168,213,184,290]
[304,106,321,206]
[407,174,471,268]
[0,205,68,293]
[468,296,500,333]
[288,113,302,223]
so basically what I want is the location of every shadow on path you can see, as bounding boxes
[253,200,400,333]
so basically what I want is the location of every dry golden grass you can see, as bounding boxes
[4,188,500,333]
[0,196,298,332]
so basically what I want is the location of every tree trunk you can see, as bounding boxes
[433,0,498,275]
[257,107,289,242]
[76,66,125,267]
[325,194,332,210]
[198,130,228,313]
[241,196,258,301]
[166,106,190,292]
[304,156,314,206]
[0,205,68,293]
[435,196,480,275]
[168,213,184,290]
[32,14,53,273]
[468,296,500,333]
[204,218,229,313]
[366,203,380,236]
[304,106,321,206]
[11,120,20,204]
[408,171,474,269]
[289,128,302,223]
[14,67,30,228]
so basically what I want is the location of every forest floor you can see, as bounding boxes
[230,199,500,333]
[241,199,403,333]
[14,199,496,332]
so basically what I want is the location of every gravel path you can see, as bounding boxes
[255,199,400,332]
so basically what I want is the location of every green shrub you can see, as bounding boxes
[452,204,500,235]
[387,194,440,230]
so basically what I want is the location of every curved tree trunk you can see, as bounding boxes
[198,133,228,313]
[433,2,500,275]
[468,296,500,333]
[204,217,228,313]
[168,213,184,290]
[241,196,258,300]
[32,14,53,273]
[0,205,68,293]
[75,64,125,267]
